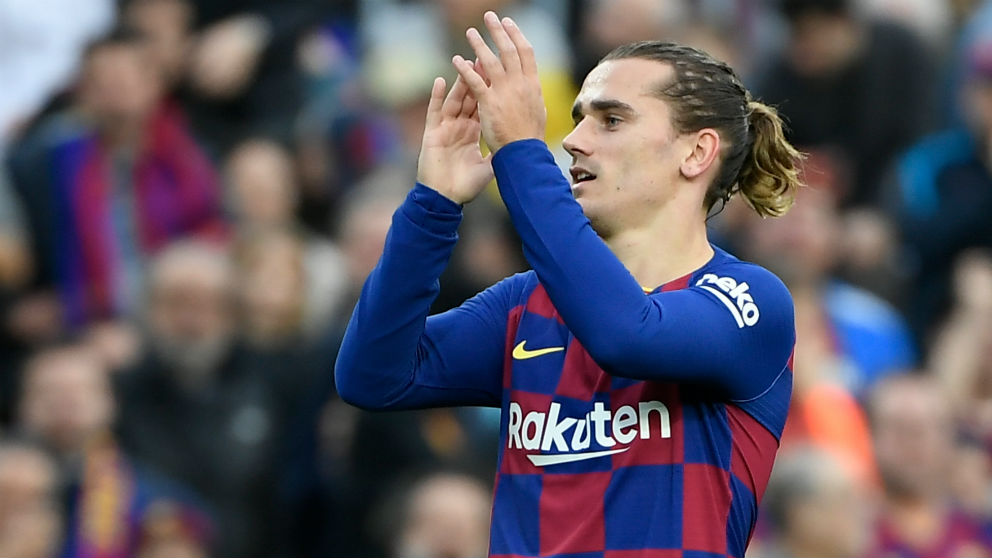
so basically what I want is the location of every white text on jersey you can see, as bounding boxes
[507,401,671,465]
[695,273,760,327]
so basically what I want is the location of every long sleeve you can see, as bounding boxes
[334,183,527,410]
[492,140,794,401]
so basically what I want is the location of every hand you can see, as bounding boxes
[451,11,547,153]
[188,15,269,99]
[417,73,494,205]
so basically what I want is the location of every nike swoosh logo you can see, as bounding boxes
[527,447,630,466]
[512,341,565,360]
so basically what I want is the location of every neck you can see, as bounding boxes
[601,206,714,290]
[97,116,146,152]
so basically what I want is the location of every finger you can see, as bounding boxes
[459,74,478,117]
[466,27,504,80]
[501,17,538,78]
[452,54,489,99]
[424,76,446,129]
[441,74,469,118]
[473,58,491,86]
[483,11,520,75]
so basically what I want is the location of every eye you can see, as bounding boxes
[604,115,622,128]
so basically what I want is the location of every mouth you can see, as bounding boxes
[569,166,597,186]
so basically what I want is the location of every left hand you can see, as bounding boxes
[451,11,547,153]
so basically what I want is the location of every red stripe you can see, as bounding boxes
[554,337,609,400]
[539,471,610,555]
[525,283,564,323]
[728,405,779,502]
[502,305,524,389]
[681,463,731,555]
[605,549,683,558]
[660,272,693,292]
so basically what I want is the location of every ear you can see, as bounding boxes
[679,128,721,180]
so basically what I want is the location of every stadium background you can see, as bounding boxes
[0,0,991,556]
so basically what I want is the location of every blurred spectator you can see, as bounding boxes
[17,343,210,558]
[0,169,33,424]
[758,0,937,207]
[862,0,954,47]
[384,472,492,558]
[742,183,915,398]
[949,435,992,521]
[888,39,992,347]
[5,26,226,331]
[116,240,320,556]
[0,0,114,148]
[226,138,349,337]
[739,183,915,483]
[121,0,194,92]
[569,0,688,85]
[931,252,992,444]
[180,0,346,154]
[753,446,873,557]
[0,440,63,558]
[868,373,992,557]
[361,0,575,160]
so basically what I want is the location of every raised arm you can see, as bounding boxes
[335,72,515,410]
[450,12,795,401]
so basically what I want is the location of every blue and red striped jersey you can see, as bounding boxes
[336,140,795,558]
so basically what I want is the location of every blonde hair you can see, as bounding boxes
[737,101,803,217]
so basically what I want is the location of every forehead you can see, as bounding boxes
[575,58,675,109]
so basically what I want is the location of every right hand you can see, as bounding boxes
[417,71,494,205]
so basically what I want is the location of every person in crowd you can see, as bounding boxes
[5,26,225,330]
[225,138,348,337]
[868,373,992,557]
[758,0,937,207]
[387,472,492,558]
[889,39,992,346]
[115,239,318,556]
[753,446,873,557]
[17,343,211,558]
[0,439,63,558]
[181,0,346,153]
[930,251,992,446]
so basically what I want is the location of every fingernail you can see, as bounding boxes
[503,17,516,27]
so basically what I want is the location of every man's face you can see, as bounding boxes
[147,258,234,380]
[872,381,954,499]
[19,350,114,454]
[563,59,690,238]
[80,43,162,127]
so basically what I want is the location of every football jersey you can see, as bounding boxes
[336,140,795,558]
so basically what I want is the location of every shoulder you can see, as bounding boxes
[689,248,795,327]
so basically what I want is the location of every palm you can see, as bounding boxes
[417,75,494,205]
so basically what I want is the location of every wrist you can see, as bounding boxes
[413,182,465,212]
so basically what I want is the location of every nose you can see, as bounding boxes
[562,119,592,159]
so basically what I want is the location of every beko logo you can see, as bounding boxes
[695,273,760,327]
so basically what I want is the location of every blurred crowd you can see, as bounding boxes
[1,0,992,556]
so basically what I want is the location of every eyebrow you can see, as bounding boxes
[571,99,636,121]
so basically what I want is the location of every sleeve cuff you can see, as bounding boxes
[400,183,464,233]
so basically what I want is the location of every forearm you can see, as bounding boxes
[334,184,462,409]
[492,140,653,360]
[492,140,794,398]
